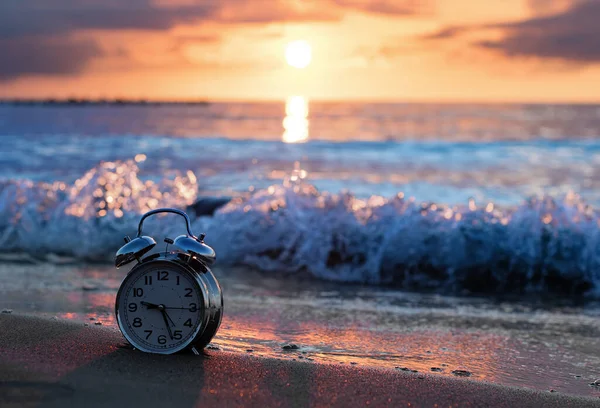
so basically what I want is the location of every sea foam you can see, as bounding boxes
[1,160,598,296]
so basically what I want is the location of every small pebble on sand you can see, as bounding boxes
[282,344,300,350]
[417,375,425,379]
[350,362,358,365]
[452,370,472,377]
[411,370,418,373]
[550,389,556,393]
[94,322,102,325]
[430,367,443,372]
[590,379,600,387]
[206,344,221,350]
[441,363,448,367]
[1,309,12,314]
[395,367,411,372]
[84,323,89,327]
[89,317,96,321]
[246,349,253,353]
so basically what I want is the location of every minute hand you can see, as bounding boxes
[160,310,174,339]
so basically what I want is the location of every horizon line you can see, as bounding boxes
[1,97,599,106]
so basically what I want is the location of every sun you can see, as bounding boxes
[285,40,312,69]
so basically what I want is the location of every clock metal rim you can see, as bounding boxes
[115,257,211,355]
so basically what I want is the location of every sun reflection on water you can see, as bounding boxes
[215,314,503,376]
[282,96,309,143]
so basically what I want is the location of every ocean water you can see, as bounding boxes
[1,102,599,295]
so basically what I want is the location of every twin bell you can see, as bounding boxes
[114,208,216,268]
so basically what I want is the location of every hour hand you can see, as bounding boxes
[140,301,160,309]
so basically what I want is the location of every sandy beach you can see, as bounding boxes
[1,314,598,407]
[1,262,600,398]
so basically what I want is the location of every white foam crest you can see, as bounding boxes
[201,179,599,294]
[1,161,598,294]
[0,160,198,260]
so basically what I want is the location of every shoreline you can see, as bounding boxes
[1,262,600,398]
[1,314,598,407]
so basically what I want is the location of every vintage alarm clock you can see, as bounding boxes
[114,208,223,355]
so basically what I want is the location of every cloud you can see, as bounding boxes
[0,37,103,80]
[526,0,577,15]
[215,0,339,23]
[0,0,432,39]
[0,0,343,39]
[420,0,600,64]
[0,0,329,81]
[0,0,435,81]
[420,26,467,40]
[0,1,215,38]
[479,0,600,62]
[332,0,432,15]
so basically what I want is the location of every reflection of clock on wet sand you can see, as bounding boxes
[114,208,223,354]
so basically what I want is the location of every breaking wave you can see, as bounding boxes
[1,160,599,296]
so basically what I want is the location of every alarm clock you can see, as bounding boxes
[114,208,223,355]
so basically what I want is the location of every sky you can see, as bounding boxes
[1,0,599,102]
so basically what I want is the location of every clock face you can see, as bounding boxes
[116,262,205,354]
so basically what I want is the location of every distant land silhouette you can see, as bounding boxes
[0,98,210,106]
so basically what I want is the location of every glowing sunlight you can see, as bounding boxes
[285,40,312,69]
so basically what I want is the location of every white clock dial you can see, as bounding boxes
[116,263,205,354]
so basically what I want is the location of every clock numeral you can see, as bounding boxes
[128,303,137,312]
[133,288,143,297]
[133,317,143,328]
[176,276,180,286]
[173,330,182,340]
[189,303,197,312]
[144,276,152,285]
[158,335,167,345]
[157,271,169,281]
[184,288,193,297]
[183,318,193,328]
[144,330,152,340]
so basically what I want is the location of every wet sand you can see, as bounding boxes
[1,314,598,407]
[1,262,600,398]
